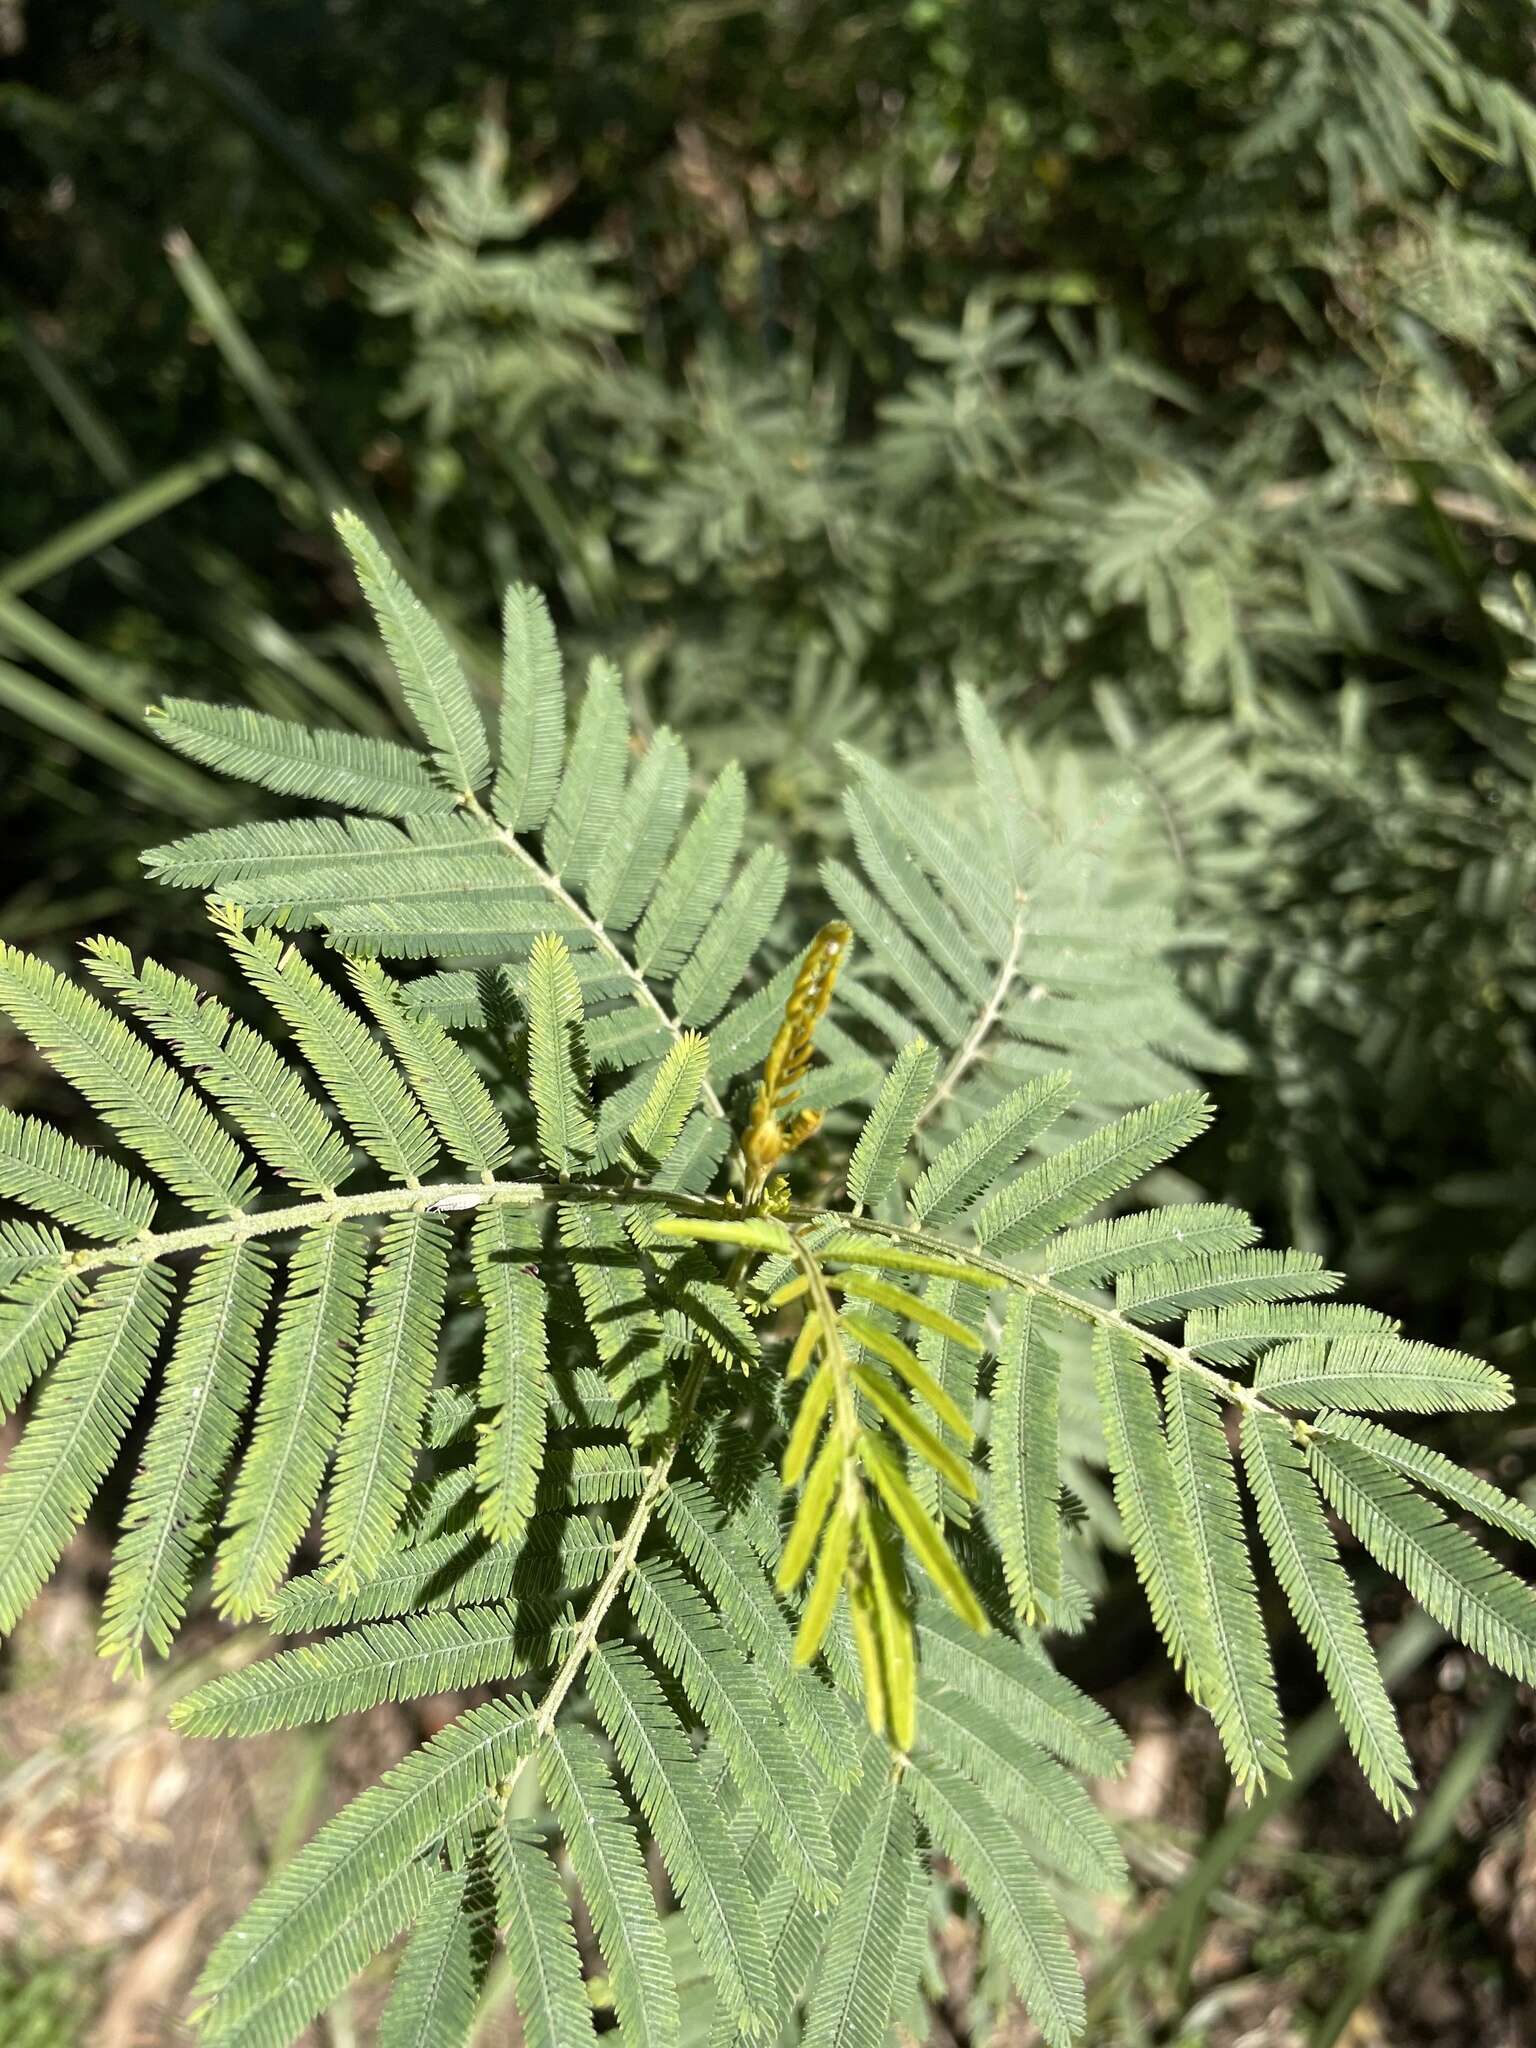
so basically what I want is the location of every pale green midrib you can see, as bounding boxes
[461,792,728,1123]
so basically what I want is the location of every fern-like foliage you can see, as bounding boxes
[0,534,1530,2045]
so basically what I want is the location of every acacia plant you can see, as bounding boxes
[1,519,1533,2046]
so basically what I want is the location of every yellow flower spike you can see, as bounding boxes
[742,921,853,1196]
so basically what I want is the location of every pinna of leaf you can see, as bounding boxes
[661,920,991,1754]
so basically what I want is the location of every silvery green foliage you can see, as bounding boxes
[1,529,1531,2047]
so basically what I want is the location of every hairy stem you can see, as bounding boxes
[916,905,1026,1130]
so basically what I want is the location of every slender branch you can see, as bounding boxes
[463,792,727,1121]
[916,904,1026,1130]
[59,1175,726,1279]
[492,1346,716,1809]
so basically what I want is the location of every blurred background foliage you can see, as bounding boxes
[6,2,1536,2038]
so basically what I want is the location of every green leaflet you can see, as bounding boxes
[587,726,689,930]
[918,1685,1127,1893]
[218,915,440,1185]
[544,655,629,885]
[377,1867,489,2048]
[324,1213,452,1586]
[471,1200,550,1547]
[193,1698,536,2036]
[1118,1247,1339,1321]
[85,939,355,1197]
[490,1819,597,2048]
[347,957,513,1174]
[1312,1411,1536,1546]
[801,1778,918,2048]
[0,941,254,1215]
[525,931,597,1172]
[674,845,789,1026]
[100,1240,274,1673]
[973,1092,1212,1253]
[0,1261,173,1633]
[588,1643,775,2033]
[630,1560,837,1905]
[909,1073,1073,1226]
[492,581,566,832]
[1162,1371,1287,1791]
[1310,1436,1536,1685]
[1093,1324,1215,1694]
[623,1032,710,1171]
[542,1726,681,2048]
[151,698,459,818]
[635,762,746,977]
[174,1602,544,1738]
[0,1101,156,1241]
[1254,1333,1511,1413]
[0,1262,86,1419]
[1240,1411,1415,1815]
[214,1222,368,1620]
[334,510,490,798]
[1040,1203,1259,1289]
[990,1291,1063,1626]
[202,1862,436,2048]
[846,1037,937,1210]
[907,1754,1084,2047]
[956,684,1036,892]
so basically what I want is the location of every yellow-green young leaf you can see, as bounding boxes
[794,1504,852,1665]
[846,1038,937,1210]
[769,1272,811,1308]
[786,1309,822,1381]
[861,1505,916,1752]
[834,1272,983,1355]
[858,1432,987,1632]
[990,1292,1063,1626]
[783,1361,835,1487]
[524,932,595,1173]
[653,1215,793,1254]
[849,1577,889,1737]
[850,1364,978,1501]
[818,1235,996,1288]
[780,1434,843,1591]
[334,511,490,798]
[840,1312,972,1440]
